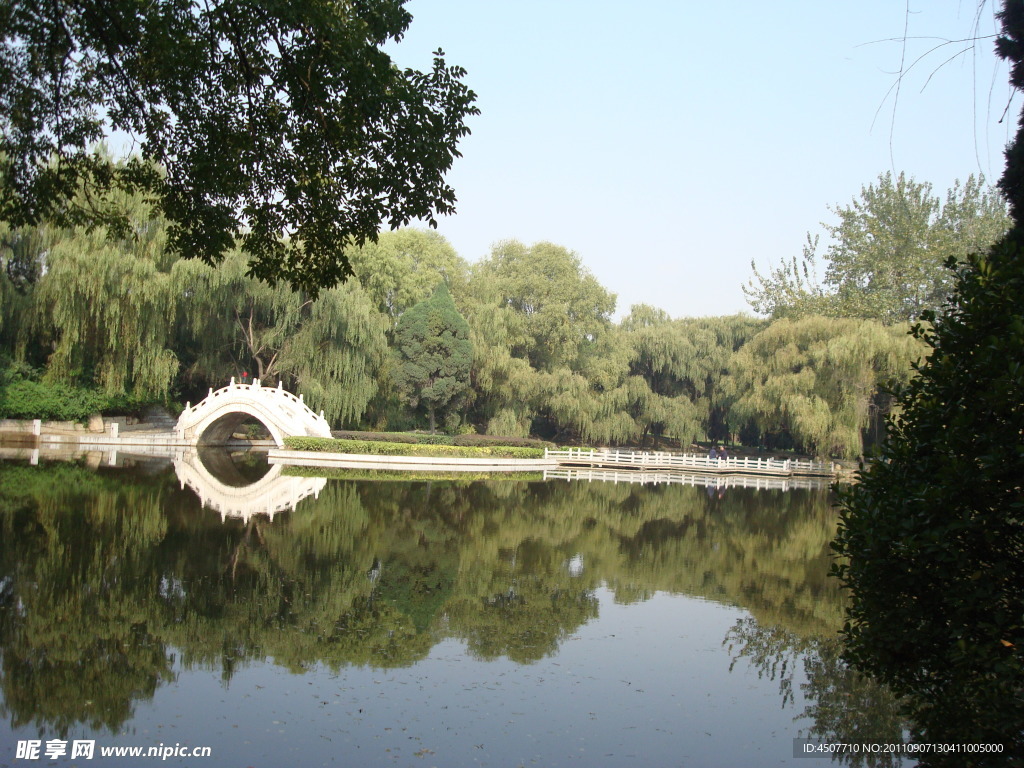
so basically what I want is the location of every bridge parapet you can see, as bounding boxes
[175,378,332,447]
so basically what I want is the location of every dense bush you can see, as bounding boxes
[0,377,167,422]
[284,436,546,459]
[330,429,418,444]
[450,433,553,449]
[0,380,109,421]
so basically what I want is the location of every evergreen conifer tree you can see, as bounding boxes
[393,284,473,434]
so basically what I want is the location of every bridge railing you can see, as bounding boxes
[181,379,330,427]
[543,447,834,476]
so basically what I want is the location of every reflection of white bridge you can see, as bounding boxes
[173,449,326,522]
[543,467,832,491]
[175,379,332,447]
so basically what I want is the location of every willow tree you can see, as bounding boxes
[620,307,764,446]
[460,297,539,436]
[727,316,924,457]
[178,251,389,426]
[0,221,47,366]
[470,240,616,372]
[463,240,620,440]
[38,198,180,398]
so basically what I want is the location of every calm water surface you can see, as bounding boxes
[0,449,905,767]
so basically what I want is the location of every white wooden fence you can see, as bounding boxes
[544,447,834,477]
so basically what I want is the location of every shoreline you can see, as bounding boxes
[268,448,558,473]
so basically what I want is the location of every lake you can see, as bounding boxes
[0,448,906,767]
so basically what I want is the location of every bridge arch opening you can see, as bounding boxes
[195,410,286,449]
[196,445,273,486]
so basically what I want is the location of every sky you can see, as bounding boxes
[386,0,1015,319]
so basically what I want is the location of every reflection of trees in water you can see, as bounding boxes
[0,460,879,735]
[725,617,907,768]
[0,463,177,735]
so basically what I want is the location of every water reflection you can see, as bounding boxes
[725,618,908,768]
[175,448,326,521]
[544,466,832,492]
[0,455,904,764]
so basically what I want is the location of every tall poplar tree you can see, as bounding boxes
[392,283,473,433]
[746,173,1009,323]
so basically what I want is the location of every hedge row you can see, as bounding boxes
[0,380,110,421]
[284,437,546,460]
[0,374,169,422]
[329,430,553,449]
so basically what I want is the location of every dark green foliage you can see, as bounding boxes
[833,244,1024,758]
[448,433,552,449]
[834,5,1024,758]
[392,283,473,433]
[0,379,106,421]
[0,362,166,421]
[0,0,478,294]
[283,436,545,459]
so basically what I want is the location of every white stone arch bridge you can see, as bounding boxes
[175,379,332,448]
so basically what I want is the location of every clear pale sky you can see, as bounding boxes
[388,1,1015,319]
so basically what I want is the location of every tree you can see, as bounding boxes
[746,173,1009,324]
[469,240,616,373]
[179,250,390,426]
[0,220,48,365]
[36,193,181,398]
[618,307,763,447]
[833,2,1024,760]
[727,316,924,458]
[462,240,623,440]
[0,0,478,294]
[348,228,468,324]
[392,283,473,433]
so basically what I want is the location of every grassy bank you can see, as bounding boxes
[283,436,547,460]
